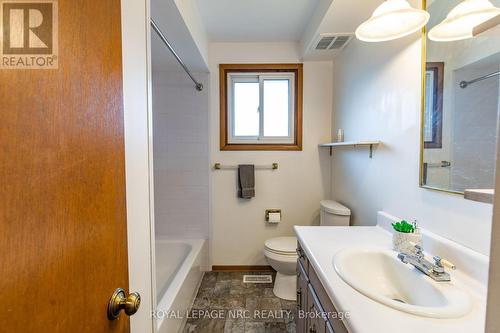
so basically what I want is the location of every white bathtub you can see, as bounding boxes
[155,239,207,333]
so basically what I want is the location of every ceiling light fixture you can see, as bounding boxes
[428,0,500,42]
[355,0,430,42]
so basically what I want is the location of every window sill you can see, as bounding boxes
[220,143,302,151]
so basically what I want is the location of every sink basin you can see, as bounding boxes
[333,247,471,318]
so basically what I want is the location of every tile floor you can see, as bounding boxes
[183,271,296,333]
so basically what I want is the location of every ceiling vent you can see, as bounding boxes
[314,33,353,51]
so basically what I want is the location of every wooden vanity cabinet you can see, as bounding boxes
[297,260,309,333]
[296,242,348,333]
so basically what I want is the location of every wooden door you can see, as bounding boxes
[0,0,130,332]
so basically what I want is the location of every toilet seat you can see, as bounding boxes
[264,237,297,256]
[263,249,298,262]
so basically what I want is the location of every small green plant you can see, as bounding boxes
[392,220,415,233]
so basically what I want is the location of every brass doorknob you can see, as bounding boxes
[107,288,141,320]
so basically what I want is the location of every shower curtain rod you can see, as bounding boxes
[150,19,204,91]
[460,70,500,89]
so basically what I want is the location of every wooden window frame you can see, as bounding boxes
[424,62,444,149]
[219,63,303,151]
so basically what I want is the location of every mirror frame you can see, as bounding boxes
[419,0,463,195]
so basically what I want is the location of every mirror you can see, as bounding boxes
[421,0,500,194]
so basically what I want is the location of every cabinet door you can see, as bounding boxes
[308,262,349,333]
[307,284,327,333]
[297,261,309,333]
[297,242,309,275]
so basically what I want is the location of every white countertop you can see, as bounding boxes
[294,225,487,333]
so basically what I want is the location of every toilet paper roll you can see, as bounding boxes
[268,212,281,223]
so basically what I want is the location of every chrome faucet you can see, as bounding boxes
[397,244,456,282]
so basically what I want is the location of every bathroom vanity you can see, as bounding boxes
[297,242,348,333]
[294,212,489,333]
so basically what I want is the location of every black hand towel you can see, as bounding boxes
[238,164,255,199]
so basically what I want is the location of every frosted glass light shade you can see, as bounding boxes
[428,0,500,41]
[356,0,430,42]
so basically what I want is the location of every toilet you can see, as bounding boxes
[264,200,351,300]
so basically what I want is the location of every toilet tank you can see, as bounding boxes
[320,200,351,226]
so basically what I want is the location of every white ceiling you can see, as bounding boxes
[301,0,383,59]
[194,0,320,42]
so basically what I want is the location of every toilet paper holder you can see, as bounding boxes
[265,209,282,223]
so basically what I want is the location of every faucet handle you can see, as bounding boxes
[409,241,422,251]
[412,243,424,258]
[433,256,456,270]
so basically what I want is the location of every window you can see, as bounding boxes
[424,62,443,149]
[220,64,303,150]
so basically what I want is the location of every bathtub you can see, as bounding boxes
[155,239,207,333]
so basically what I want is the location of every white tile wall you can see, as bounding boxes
[451,64,500,191]
[153,70,210,239]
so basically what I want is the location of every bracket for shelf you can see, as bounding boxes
[369,144,373,158]
[329,147,332,156]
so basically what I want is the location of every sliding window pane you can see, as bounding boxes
[234,82,260,136]
[263,80,290,137]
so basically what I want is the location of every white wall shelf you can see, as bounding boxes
[464,189,494,204]
[319,141,381,158]
[473,14,500,37]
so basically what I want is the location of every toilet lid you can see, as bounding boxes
[265,237,297,254]
[320,200,351,216]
